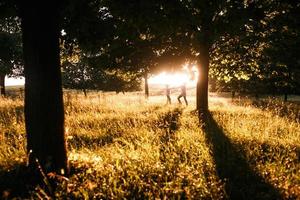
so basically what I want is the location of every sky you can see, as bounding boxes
[5,76,25,86]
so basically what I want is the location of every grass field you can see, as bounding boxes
[0,91,299,199]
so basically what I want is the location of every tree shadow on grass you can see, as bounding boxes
[202,111,282,200]
[0,162,70,199]
[159,107,183,145]
[0,165,28,199]
[158,107,190,199]
[0,164,42,199]
[67,132,122,150]
[159,107,183,165]
[158,107,183,170]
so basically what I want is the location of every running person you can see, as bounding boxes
[166,84,171,104]
[177,83,188,105]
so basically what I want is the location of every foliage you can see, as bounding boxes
[261,0,300,95]
[0,16,23,77]
[210,0,300,96]
[61,48,142,93]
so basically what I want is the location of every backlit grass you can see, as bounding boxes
[0,92,299,199]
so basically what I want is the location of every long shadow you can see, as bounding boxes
[0,164,28,199]
[159,107,183,145]
[158,108,183,156]
[0,163,49,199]
[157,107,189,199]
[202,111,282,200]
[68,131,123,150]
[0,133,124,198]
[158,107,183,169]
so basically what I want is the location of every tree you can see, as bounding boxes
[102,0,266,116]
[61,45,104,96]
[101,69,142,93]
[62,60,96,97]
[262,0,300,100]
[168,0,266,114]
[0,15,22,96]
[61,0,144,95]
[19,1,68,174]
[209,34,265,96]
[61,54,142,94]
[102,0,191,99]
[209,0,300,100]
[62,0,196,100]
[40,0,299,113]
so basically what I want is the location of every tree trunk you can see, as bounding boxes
[20,1,68,174]
[144,72,149,99]
[255,93,259,100]
[284,93,288,102]
[197,44,209,114]
[209,77,216,92]
[284,72,290,102]
[0,74,5,96]
[83,88,87,97]
[231,91,235,100]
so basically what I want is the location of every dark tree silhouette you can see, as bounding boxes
[19,1,68,174]
[0,74,4,95]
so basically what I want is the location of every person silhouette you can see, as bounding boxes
[166,84,171,104]
[177,83,188,105]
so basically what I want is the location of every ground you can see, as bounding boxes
[0,91,299,199]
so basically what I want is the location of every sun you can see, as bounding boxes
[148,66,198,87]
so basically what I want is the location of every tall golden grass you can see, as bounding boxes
[0,92,299,199]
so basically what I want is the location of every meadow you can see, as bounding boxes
[0,91,299,199]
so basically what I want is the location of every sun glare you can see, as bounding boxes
[149,66,198,87]
[5,76,25,86]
